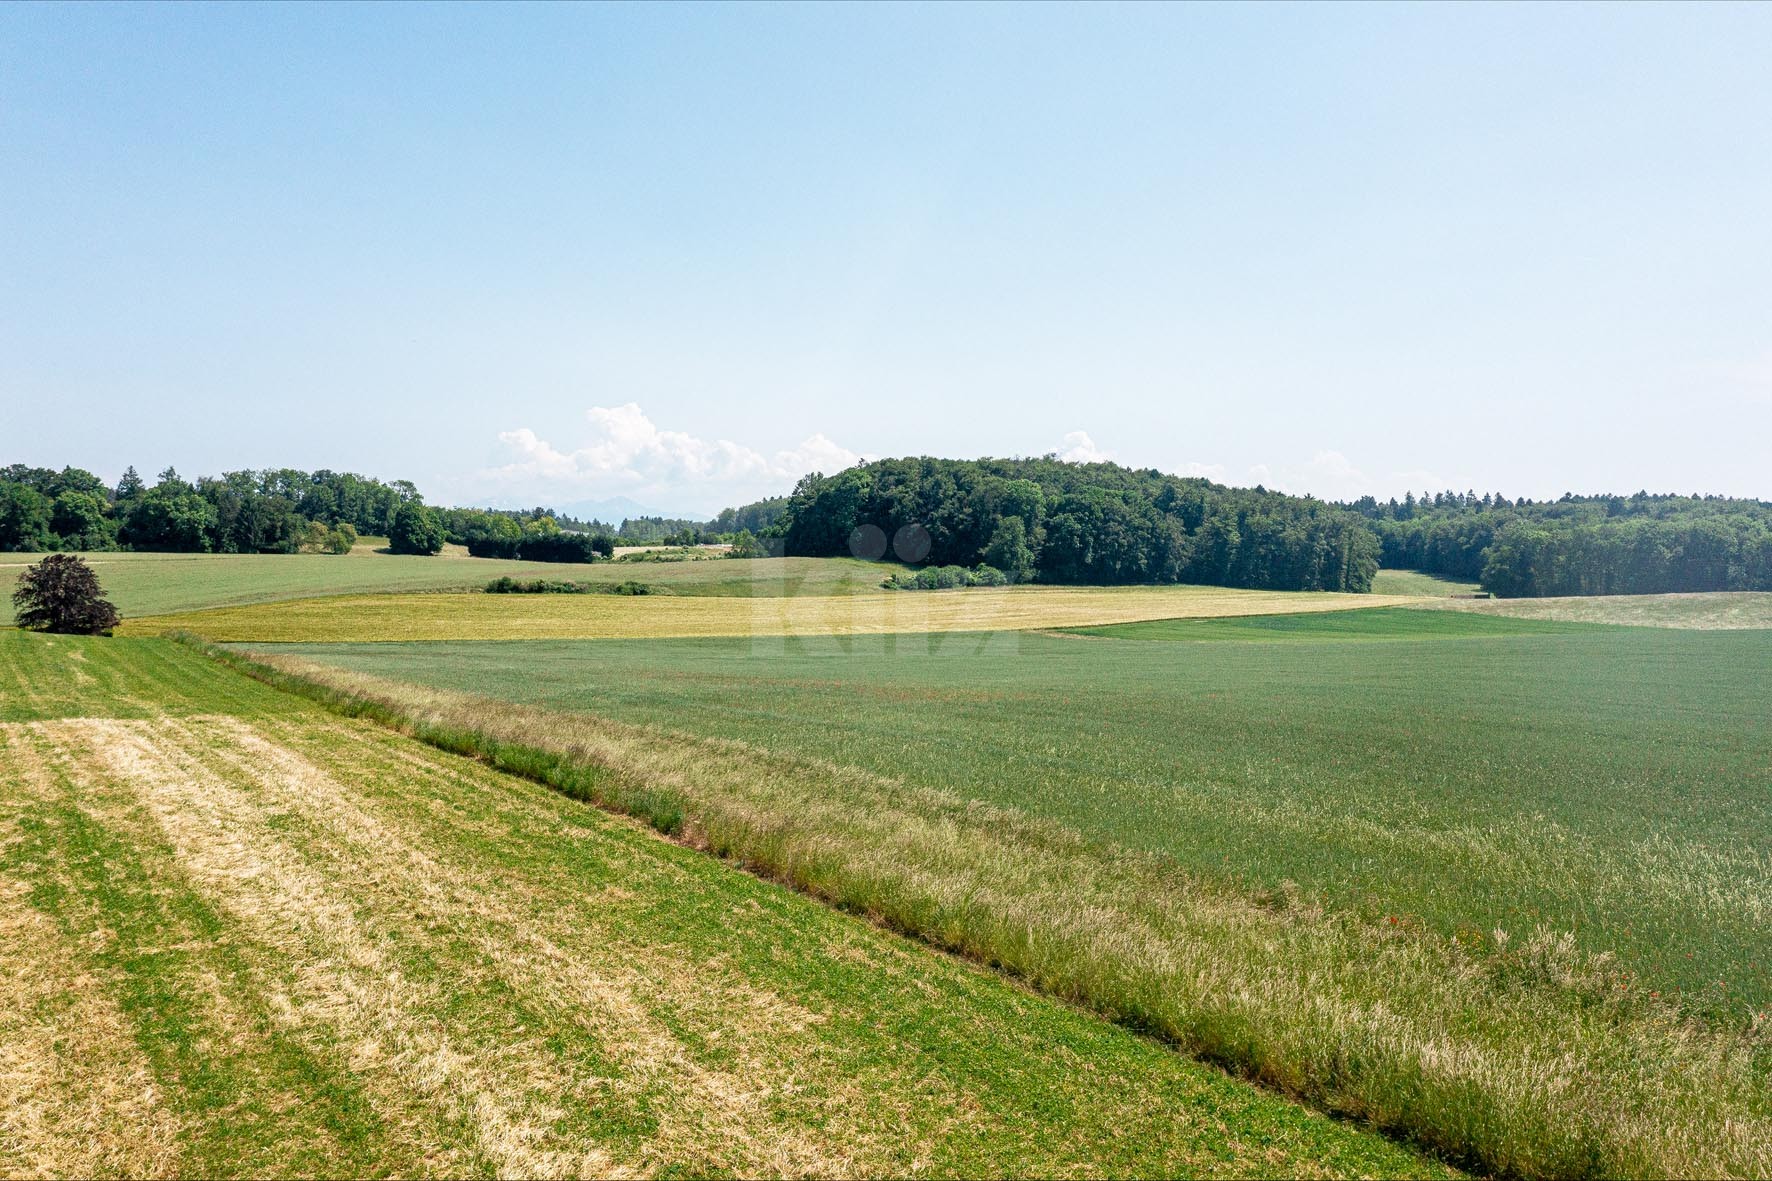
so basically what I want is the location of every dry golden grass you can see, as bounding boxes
[121,585,1417,642]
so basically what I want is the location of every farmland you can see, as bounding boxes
[274,611,1772,1013]
[0,630,1444,1178]
[1410,589,1772,629]
[121,584,1414,642]
[0,549,890,622]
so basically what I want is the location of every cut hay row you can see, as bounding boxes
[120,585,1418,642]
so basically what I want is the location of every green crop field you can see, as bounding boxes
[0,629,1444,1178]
[274,610,1772,1014]
[0,550,892,622]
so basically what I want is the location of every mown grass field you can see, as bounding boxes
[123,585,1415,642]
[276,610,1772,1015]
[0,550,891,622]
[0,630,1446,1179]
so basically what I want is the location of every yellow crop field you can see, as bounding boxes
[120,585,1419,642]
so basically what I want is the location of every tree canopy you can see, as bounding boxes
[1345,490,1772,597]
[11,553,121,634]
[777,457,1381,592]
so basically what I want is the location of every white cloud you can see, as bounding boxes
[1058,430,1110,463]
[482,403,864,507]
[1244,451,1374,501]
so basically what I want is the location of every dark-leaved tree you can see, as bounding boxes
[389,502,445,555]
[12,554,121,635]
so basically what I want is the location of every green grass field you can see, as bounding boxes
[0,549,893,622]
[1369,569,1482,596]
[0,629,1445,1178]
[274,611,1772,1013]
[221,630,1772,1178]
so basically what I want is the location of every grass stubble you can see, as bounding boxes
[193,636,1772,1181]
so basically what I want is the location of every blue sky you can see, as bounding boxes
[3,2,1769,515]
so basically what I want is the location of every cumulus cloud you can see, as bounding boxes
[1058,430,1110,463]
[483,403,864,505]
[1245,451,1375,500]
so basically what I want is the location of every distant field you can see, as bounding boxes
[276,614,1772,1013]
[0,630,1441,1178]
[0,550,890,621]
[1067,606,1595,642]
[1369,569,1482,596]
[1410,589,1772,629]
[123,585,1415,642]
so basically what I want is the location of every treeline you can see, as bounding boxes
[0,464,420,554]
[777,457,1380,592]
[441,508,614,563]
[1346,491,1772,596]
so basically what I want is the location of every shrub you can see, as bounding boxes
[517,533,603,564]
[467,536,522,559]
[11,553,121,634]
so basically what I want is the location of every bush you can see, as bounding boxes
[517,533,603,564]
[467,536,521,559]
[389,502,445,555]
[11,553,121,634]
[884,563,1009,591]
[483,577,664,596]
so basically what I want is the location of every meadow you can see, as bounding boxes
[217,634,1772,1178]
[1368,569,1481,596]
[1413,589,1772,629]
[0,629,1442,1179]
[271,610,1772,1012]
[121,584,1413,642]
[0,548,890,622]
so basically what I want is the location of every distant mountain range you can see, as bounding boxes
[471,494,716,524]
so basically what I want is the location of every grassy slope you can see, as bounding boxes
[1410,589,1772,629]
[275,615,1772,1011]
[0,631,1442,1179]
[0,550,891,622]
[1369,569,1482,596]
[123,585,1416,641]
[1068,606,1593,641]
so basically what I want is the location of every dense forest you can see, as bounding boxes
[0,464,414,554]
[776,457,1381,592]
[1346,491,1772,596]
[11,459,1767,598]
[0,463,737,559]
